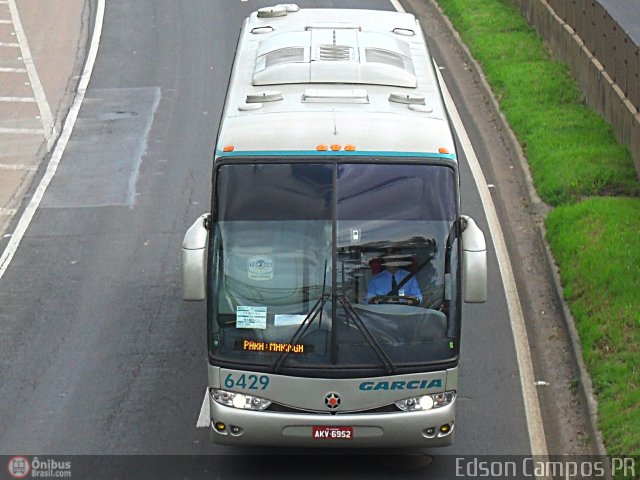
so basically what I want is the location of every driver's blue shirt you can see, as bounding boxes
[365,268,423,304]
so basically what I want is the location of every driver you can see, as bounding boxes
[365,262,423,305]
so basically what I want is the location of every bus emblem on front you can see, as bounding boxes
[324,392,341,409]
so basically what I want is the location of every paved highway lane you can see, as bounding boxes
[0,0,538,475]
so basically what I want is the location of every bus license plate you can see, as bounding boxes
[312,426,353,440]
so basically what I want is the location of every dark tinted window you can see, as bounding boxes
[216,163,332,221]
[337,164,456,221]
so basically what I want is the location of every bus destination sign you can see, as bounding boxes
[235,339,314,354]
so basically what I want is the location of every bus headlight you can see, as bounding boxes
[211,389,272,411]
[395,391,456,411]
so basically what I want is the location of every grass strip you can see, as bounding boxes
[436,0,639,206]
[546,199,639,455]
[435,0,640,456]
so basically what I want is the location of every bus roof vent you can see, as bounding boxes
[305,22,361,31]
[317,44,355,61]
[302,88,369,104]
[253,30,417,87]
[238,102,264,111]
[264,47,305,68]
[389,92,426,105]
[257,6,288,18]
[409,104,434,113]
[257,4,299,17]
[279,4,300,13]
[392,27,415,36]
[246,90,283,103]
[365,48,412,72]
[251,26,275,35]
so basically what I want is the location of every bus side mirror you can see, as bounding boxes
[461,215,487,303]
[182,214,210,301]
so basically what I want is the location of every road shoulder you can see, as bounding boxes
[406,0,597,455]
[0,0,88,237]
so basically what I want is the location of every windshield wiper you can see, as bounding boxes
[271,259,329,373]
[337,295,397,375]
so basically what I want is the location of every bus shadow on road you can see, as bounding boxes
[76,450,443,479]
[208,448,435,479]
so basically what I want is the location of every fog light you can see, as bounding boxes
[425,427,435,436]
[230,425,242,435]
[439,423,451,434]
[214,422,226,432]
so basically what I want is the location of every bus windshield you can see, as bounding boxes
[209,161,460,375]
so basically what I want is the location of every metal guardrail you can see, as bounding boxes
[547,0,639,112]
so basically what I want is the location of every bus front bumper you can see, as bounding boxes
[208,400,456,448]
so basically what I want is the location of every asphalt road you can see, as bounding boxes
[595,0,640,42]
[0,0,534,477]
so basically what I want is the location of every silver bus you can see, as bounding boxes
[183,5,487,448]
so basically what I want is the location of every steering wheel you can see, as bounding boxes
[368,295,421,306]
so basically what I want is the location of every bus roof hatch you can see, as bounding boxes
[253,29,417,87]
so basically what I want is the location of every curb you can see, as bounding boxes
[536,227,608,457]
[422,0,608,457]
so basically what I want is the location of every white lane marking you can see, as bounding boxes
[389,0,405,12]
[0,67,27,73]
[7,0,56,149]
[388,0,548,459]
[196,389,210,428]
[0,0,106,280]
[0,96,36,102]
[0,127,44,134]
[437,65,549,457]
[0,41,19,47]
[0,19,13,24]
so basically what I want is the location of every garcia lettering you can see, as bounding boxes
[359,379,443,391]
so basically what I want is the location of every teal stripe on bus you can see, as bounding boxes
[215,150,457,160]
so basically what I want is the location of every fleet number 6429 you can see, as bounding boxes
[224,373,270,390]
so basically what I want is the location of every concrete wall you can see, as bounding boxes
[512,0,640,176]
